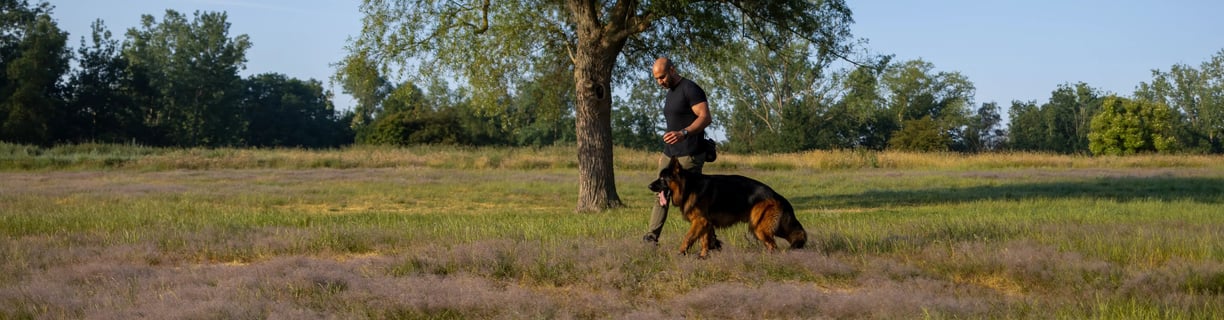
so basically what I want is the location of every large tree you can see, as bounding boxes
[344,0,868,211]
[0,0,70,145]
[123,10,251,147]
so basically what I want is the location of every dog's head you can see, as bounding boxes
[648,157,688,206]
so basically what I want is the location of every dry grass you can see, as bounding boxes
[5,142,1224,172]
[2,145,1223,318]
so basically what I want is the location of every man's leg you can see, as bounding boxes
[644,154,705,243]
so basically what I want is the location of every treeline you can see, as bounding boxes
[1,1,352,147]
[4,1,1223,155]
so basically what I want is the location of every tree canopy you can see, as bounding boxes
[341,0,877,211]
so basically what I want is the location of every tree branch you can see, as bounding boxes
[461,0,491,34]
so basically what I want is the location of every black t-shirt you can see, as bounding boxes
[663,78,707,157]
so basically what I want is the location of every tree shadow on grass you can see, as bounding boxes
[792,176,1224,210]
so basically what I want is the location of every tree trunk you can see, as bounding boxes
[567,0,644,212]
[572,40,623,212]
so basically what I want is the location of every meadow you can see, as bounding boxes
[1,143,1223,319]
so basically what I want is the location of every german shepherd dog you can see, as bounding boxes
[649,157,807,258]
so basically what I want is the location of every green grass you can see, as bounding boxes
[1,144,1223,318]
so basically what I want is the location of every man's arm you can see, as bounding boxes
[684,101,711,136]
[663,101,711,144]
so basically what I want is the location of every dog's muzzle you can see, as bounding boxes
[648,179,671,206]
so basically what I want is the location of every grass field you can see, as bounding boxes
[2,143,1223,319]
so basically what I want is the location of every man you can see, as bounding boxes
[642,57,719,248]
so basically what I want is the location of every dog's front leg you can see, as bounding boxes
[679,217,708,256]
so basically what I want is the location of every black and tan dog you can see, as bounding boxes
[648,157,807,258]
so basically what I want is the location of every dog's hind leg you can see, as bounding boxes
[697,226,715,258]
[750,200,782,253]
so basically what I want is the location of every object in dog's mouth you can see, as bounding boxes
[658,191,668,206]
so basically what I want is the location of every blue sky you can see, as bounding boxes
[52,0,1224,113]
[851,0,1224,106]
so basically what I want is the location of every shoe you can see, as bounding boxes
[642,233,658,244]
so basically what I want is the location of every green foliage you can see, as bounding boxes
[332,51,390,129]
[883,60,973,124]
[122,10,252,147]
[11,10,355,149]
[64,20,146,143]
[871,59,974,152]
[709,56,978,154]
[354,81,499,146]
[832,66,892,150]
[1007,100,1046,151]
[1042,82,1102,154]
[612,80,663,150]
[889,116,950,152]
[242,73,353,148]
[1006,83,1105,154]
[368,108,468,146]
[1136,49,1224,153]
[701,39,836,153]
[502,49,576,146]
[0,0,70,146]
[344,0,873,210]
[1088,96,1179,155]
[956,101,1006,152]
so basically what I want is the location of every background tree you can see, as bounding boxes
[889,116,948,152]
[1040,82,1101,154]
[242,73,352,148]
[334,52,392,131]
[701,38,838,153]
[1007,100,1045,151]
[64,20,144,143]
[359,80,493,146]
[612,78,663,150]
[0,0,70,145]
[831,65,890,150]
[1135,50,1224,153]
[880,59,974,151]
[122,10,251,147]
[503,49,577,146]
[954,101,1006,153]
[344,0,874,212]
[1088,96,1178,155]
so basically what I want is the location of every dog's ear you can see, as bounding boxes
[668,156,682,174]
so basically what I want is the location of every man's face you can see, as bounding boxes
[652,65,674,89]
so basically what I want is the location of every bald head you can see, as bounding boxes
[652,57,679,89]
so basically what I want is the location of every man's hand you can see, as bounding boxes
[663,131,687,144]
